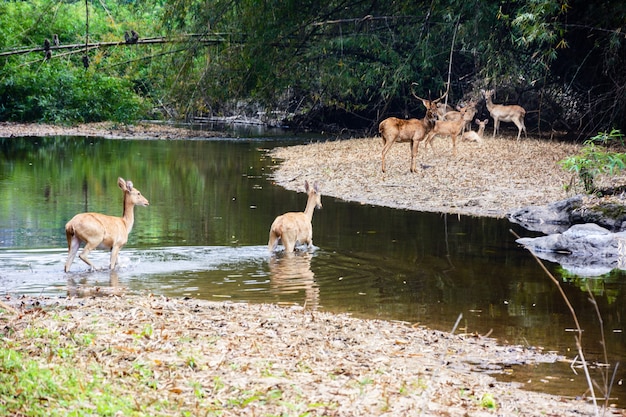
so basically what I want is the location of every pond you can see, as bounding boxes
[1,134,625,406]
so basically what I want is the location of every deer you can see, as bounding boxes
[482,89,527,140]
[64,177,149,272]
[462,119,489,144]
[441,99,478,135]
[378,90,445,173]
[268,180,322,253]
[423,106,470,155]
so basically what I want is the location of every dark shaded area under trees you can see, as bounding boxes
[0,0,624,137]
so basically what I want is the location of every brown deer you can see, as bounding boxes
[482,89,527,140]
[64,177,149,272]
[423,106,469,155]
[268,180,322,253]
[462,119,489,144]
[378,93,444,173]
[441,100,478,135]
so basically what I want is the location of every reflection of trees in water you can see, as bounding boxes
[269,251,319,309]
[67,270,125,298]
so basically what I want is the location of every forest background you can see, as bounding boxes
[0,0,624,137]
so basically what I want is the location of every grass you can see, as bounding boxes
[0,347,137,416]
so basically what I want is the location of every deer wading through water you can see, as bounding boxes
[268,180,322,253]
[64,177,149,272]
[482,89,527,141]
[378,89,446,173]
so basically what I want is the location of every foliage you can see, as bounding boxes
[158,0,625,132]
[0,0,624,131]
[0,64,147,124]
[560,130,626,193]
[0,0,162,124]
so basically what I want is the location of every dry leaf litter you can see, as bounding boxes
[2,295,617,416]
[269,134,582,218]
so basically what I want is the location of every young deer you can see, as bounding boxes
[378,96,440,173]
[482,89,527,140]
[268,180,322,253]
[64,177,149,272]
[423,106,469,155]
[442,100,478,135]
[462,119,489,144]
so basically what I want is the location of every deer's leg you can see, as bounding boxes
[381,138,396,173]
[451,134,458,156]
[283,238,296,253]
[64,235,81,272]
[78,243,98,271]
[268,232,278,252]
[410,139,420,173]
[493,119,499,137]
[110,245,122,269]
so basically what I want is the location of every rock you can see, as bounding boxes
[508,196,582,234]
[516,223,626,276]
[509,195,626,233]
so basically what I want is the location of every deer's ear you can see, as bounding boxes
[118,177,127,191]
[305,180,310,192]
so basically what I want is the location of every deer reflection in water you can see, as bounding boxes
[268,251,319,309]
[67,270,126,298]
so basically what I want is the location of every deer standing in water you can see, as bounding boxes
[482,89,527,140]
[64,177,149,272]
[268,180,322,253]
[462,119,489,144]
[378,91,445,173]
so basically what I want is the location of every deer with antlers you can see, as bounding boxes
[378,89,445,173]
[482,89,527,140]
[64,177,149,272]
[268,180,322,253]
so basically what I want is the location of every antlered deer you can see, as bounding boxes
[482,89,527,140]
[378,93,443,173]
[423,106,469,155]
[268,180,322,253]
[64,177,149,272]
[462,119,489,144]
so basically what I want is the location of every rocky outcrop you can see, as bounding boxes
[508,196,583,234]
[508,195,626,233]
[516,223,626,276]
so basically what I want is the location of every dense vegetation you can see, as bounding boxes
[0,0,624,134]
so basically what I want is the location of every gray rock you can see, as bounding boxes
[517,223,626,276]
[508,196,582,234]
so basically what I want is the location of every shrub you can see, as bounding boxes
[0,65,148,124]
[560,130,626,194]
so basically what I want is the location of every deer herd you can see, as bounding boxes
[378,88,527,173]
[62,87,527,269]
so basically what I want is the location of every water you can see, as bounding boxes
[1,134,625,406]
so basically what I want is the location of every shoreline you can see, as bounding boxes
[2,294,611,416]
[268,135,582,219]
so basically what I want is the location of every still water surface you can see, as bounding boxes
[1,134,625,405]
